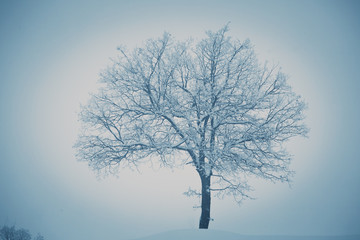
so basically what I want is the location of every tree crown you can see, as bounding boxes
[75,25,307,201]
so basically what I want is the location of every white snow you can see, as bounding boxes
[130,229,360,240]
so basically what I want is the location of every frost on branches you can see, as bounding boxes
[75,25,308,229]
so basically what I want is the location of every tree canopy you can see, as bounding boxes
[0,225,45,240]
[75,25,307,229]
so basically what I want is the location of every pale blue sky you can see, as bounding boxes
[1,1,359,240]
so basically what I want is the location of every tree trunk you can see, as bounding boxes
[199,173,211,229]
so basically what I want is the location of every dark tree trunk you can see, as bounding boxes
[199,173,211,229]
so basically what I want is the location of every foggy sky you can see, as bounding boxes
[1,1,359,240]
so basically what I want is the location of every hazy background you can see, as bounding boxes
[1,0,359,239]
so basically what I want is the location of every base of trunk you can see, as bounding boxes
[199,174,211,229]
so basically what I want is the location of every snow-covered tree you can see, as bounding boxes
[75,25,307,229]
[0,225,43,240]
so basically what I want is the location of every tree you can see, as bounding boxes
[75,25,307,229]
[0,225,40,240]
[0,225,17,240]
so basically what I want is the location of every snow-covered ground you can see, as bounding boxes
[131,230,360,240]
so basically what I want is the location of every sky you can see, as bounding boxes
[0,0,360,239]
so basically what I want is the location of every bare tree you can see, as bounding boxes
[75,25,307,229]
[0,225,35,240]
[0,225,16,240]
